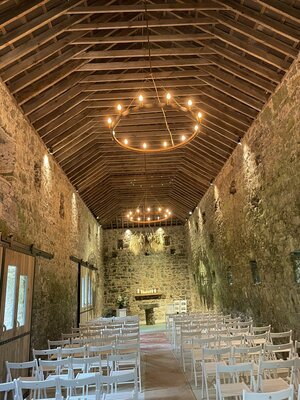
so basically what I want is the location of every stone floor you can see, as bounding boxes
[140,324,214,400]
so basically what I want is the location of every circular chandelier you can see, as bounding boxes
[107,92,203,153]
[105,0,203,154]
[126,205,172,224]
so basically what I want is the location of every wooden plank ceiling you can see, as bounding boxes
[0,0,299,228]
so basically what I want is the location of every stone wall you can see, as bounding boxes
[103,226,192,322]
[0,80,104,348]
[186,56,300,334]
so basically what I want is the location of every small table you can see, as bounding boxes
[138,303,159,325]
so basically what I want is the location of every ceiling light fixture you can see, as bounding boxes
[125,155,172,224]
[106,1,203,154]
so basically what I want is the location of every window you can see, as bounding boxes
[81,276,86,308]
[17,275,28,326]
[250,260,261,284]
[4,265,17,330]
[88,274,93,306]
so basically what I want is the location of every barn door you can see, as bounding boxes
[0,248,35,382]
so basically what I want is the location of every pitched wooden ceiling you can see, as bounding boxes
[0,0,299,227]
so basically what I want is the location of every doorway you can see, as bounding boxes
[0,248,35,382]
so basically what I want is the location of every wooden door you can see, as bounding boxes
[0,248,35,382]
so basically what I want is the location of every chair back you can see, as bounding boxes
[264,341,293,360]
[270,330,293,344]
[57,375,101,400]
[6,359,39,381]
[39,357,72,379]
[243,385,293,400]
[33,348,61,360]
[48,339,70,349]
[15,377,62,400]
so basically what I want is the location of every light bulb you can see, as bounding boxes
[107,117,112,125]
[137,209,140,213]
[197,111,202,119]
[124,138,128,145]
[117,104,122,111]
[168,211,171,215]
[166,209,169,212]
[147,217,150,221]
[137,217,141,221]
[166,92,171,100]
[142,143,147,149]
[163,141,168,147]
[194,125,199,131]
[158,207,162,212]
[164,214,167,218]
[147,207,151,212]
[181,135,186,141]
[129,211,132,215]
[138,94,144,102]
[189,211,192,215]
[126,214,129,218]
[187,99,193,107]
[157,216,160,220]
[130,217,133,221]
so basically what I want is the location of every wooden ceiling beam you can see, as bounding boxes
[203,11,298,58]
[67,3,227,13]
[57,134,98,166]
[74,46,214,59]
[200,25,290,71]
[0,0,85,50]
[11,46,90,94]
[16,60,90,105]
[23,72,90,115]
[53,122,96,153]
[0,0,49,27]
[255,0,300,24]
[67,18,215,31]
[206,43,281,83]
[0,14,91,70]
[198,65,268,102]
[204,53,275,92]
[2,33,91,82]
[200,86,258,118]
[218,0,300,42]
[33,92,91,130]
[198,76,263,110]
[38,101,91,136]
[71,33,215,44]
[77,57,213,71]
[81,78,208,92]
[80,69,211,83]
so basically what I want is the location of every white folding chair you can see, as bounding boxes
[270,331,293,345]
[219,334,245,347]
[243,385,294,399]
[48,339,70,349]
[215,362,256,399]
[39,358,73,380]
[57,374,101,400]
[251,325,271,335]
[87,345,114,374]
[15,377,62,400]
[264,342,294,360]
[60,346,86,359]
[201,347,232,400]
[245,332,269,347]
[114,342,141,391]
[0,381,16,400]
[33,348,61,361]
[99,370,138,400]
[232,345,263,365]
[73,356,103,378]
[108,352,141,392]
[191,336,218,386]
[257,359,294,393]
[6,359,40,382]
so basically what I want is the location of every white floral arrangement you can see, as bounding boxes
[116,294,128,309]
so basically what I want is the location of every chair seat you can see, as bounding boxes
[102,391,135,400]
[46,374,70,380]
[260,378,289,392]
[68,395,98,400]
[110,369,135,377]
[218,382,251,397]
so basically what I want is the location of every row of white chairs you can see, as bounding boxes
[1,371,138,400]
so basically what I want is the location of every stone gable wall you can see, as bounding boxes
[0,80,104,348]
[103,226,192,322]
[186,56,300,334]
